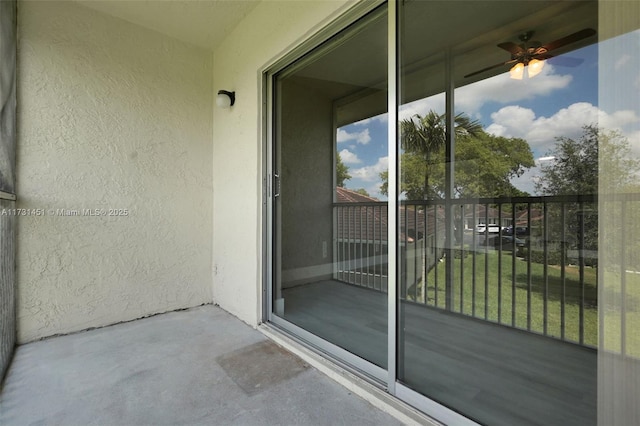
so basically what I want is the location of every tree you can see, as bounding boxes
[336,152,351,187]
[535,124,640,196]
[379,129,534,199]
[535,125,640,264]
[453,132,534,198]
[379,170,388,197]
[400,110,483,199]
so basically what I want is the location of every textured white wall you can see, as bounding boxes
[17,1,213,342]
[212,0,353,325]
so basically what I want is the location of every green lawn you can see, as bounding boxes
[600,268,640,357]
[407,251,601,348]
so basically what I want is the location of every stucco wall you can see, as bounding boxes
[17,1,213,343]
[212,0,354,325]
[280,78,334,288]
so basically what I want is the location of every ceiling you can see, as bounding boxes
[75,0,261,51]
[284,0,597,125]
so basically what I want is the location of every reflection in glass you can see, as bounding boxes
[272,6,388,369]
[398,1,599,425]
[598,24,640,423]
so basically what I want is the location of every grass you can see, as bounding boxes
[600,268,640,357]
[407,250,602,348]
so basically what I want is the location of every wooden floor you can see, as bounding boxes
[282,280,596,426]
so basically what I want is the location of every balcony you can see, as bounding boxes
[295,193,640,425]
[334,194,623,350]
[0,305,407,425]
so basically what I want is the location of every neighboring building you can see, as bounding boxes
[464,204,513,230]
[335,187,446,296]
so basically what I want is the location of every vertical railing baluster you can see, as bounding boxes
[342,206,346,282]
[543,201,549,336]
[373,205,378,291]
[511,201,516,327]
[348,206,353,284]
[424,205,429,305]
[380,204,384,291]
[484,202,489,320]
[413,206,418,302]
[434,205,439,308]
[498,203,503,323]
[527,203,532,331]
[337,206,342,281]
[561,202,566,340]
[379,204,382,291]
[368,206,372,289]
[459,204,464,314]
[366,206,370,289]
[358,205,363,287]
[472,202,477,318]
[578,201,585,345]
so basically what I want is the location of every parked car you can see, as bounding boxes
[503,226,529,236]
[476,223,501,234]
[483,235,526,251]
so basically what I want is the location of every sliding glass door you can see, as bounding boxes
[265,1,627,424]
[396,1,599,425]
[269,4,389,377]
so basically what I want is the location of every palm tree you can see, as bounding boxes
[400,110,482,199]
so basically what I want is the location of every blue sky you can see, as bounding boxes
[337,32,640,199]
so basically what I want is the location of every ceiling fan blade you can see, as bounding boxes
[542,28,596,52]
[464,60,516,78]
[498,42,524,55]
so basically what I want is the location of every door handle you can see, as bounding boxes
[273,173,281,198]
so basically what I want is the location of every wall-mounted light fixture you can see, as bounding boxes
[216,90,235,108]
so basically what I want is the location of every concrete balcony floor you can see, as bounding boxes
[0,305,402,426]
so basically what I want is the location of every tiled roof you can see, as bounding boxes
[336,187,380,203]
[516,208,544,225]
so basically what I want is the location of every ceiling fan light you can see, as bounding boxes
[528,58,545,78]
[509,62,524,80]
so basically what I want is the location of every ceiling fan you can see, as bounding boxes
[464,28,596,79]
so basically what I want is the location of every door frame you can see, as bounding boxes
[260,1,480,424]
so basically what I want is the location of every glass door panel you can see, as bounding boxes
[272,5,389,370]
[397,1,598,425]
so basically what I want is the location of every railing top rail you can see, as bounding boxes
[334,193,640,208]
[400,194,599,205]
[334,201,386,207]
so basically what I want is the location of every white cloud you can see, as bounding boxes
[351,156,389,182]
[485,106,536,137]
[399,94,446,121]
[337,128,371,145]
[338,149,361,164]
[486,102,640,150]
